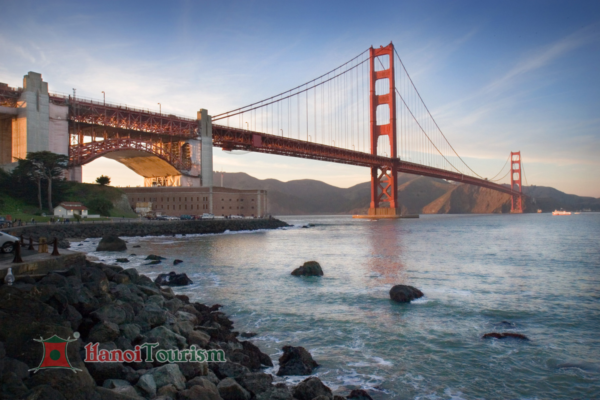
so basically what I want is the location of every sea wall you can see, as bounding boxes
[5,219,289,241]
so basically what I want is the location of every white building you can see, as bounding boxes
[54,202,89,218]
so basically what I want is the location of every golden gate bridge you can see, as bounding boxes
[0,42,526,215]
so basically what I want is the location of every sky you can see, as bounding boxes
[1,0,599,197]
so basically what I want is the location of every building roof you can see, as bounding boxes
[56,202,88,211]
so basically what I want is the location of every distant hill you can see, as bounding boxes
[212,172,600,215]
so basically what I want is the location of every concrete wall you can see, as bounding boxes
[49,103,69,155]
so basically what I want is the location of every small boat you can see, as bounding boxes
[574,212,581,215]
[552,210,571,216]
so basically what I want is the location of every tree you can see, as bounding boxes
[96,175,111,186]
[13,158,43,211]
[27,151,69,211]
[87,197,113,217]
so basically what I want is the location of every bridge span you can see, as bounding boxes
[0,43,525,215]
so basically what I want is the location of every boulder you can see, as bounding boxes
[174,259,184,265]
[291,261,324,277]
[277,346,318,376]
[240,332,257,338]
[187,330,211,348]
[144,260,161,265]
[156,384,178,398]
[145,364,186,390]
[116,258,129,263]
[347,389,374,399]
[103,379,132,389]
[178,361,209,380]
[88,321,120,343]
[91,303,135,325]
[145,255,166,261]
[135,373,157,398]
[23,385,67,400]
[145,325,187,350]
[238,372,273,396]
[256,383,294,400]
[292,377,332,400]
[155,272,193,287]
[178,384,222,400]
[389,284,424,303]
[218,377,251,400]
[96,235,127,252]
[241,340,273,368]
[482,332,529,340]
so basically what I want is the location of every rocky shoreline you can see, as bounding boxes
[0,258,374,400]
[5,219,290,249]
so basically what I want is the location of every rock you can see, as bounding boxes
[23,385,67,400]
[2,371,30,398]
[145,254,166,261]
[88,320,121,343]
[240,332,257,338]
[145,363,186,390]
[238,372,273,396]
[389,284,424,303]
[178,361,209,380]
[277,345,319,376]
[173,259,184,265]
[145,325,187,350]
[155,272,193,287]
[347,389,374,399]
[61,305,83,331]
[292,377,332,400]
[156,383,178,398]
[96,235,127,252]
[135,373,157,398]
[144,260,161,265]
[178,384,222,400]
[132,245,141,248]
[187,330,211,348]
[218,377,251,400]
[91,303,135,325]
[97,385,143,399]
[187,376,218,390]
[482,332,529,340]
[256,383,294,400]
[291,261,324,277]
[133,303,167,329]
[86,362,133,385]
[103,379,132,389]
[213,361,251,380]
[240,340,273,369]
[116,258,130,263]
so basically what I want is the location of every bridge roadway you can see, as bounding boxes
[212,124,520,197]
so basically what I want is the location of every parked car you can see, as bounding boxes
[0,232,19,253]
[180,215,193,220]
[201,213,214,220]
[230,215,243,219]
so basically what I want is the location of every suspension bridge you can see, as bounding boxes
[0,42,526,216]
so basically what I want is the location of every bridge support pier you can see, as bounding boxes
[198,109,213,188]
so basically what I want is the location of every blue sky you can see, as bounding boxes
[1,0,599,196]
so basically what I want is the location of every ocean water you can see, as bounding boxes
[73,213,600,399]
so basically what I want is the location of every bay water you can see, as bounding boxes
[73,213,600,399]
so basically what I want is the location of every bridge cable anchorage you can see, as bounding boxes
[393,49,489,179]
[212,48,370,120]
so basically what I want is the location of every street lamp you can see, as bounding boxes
[158,103,161,114]
[101,91,105,105]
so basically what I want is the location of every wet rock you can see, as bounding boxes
[155,271,193,287]
[135,373,157,398]
[292,377,332,400]
[116,258,129,263]
[291,261,324,277]
[132,245,141,248]
[145,254,166,261]
[241,340,273,369]
[96,235,127,252]
[347,389,374,399]
[174,259,184,265]
[389,284,424,303]
[277,345,319,376]
[145,364,186,390]
[218,377,251,400]
[240,332,257,338]
[482,332,529,340]
[144,260,161,265]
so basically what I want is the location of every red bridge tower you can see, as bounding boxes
[510,151,523,213]
[368,43,398,217]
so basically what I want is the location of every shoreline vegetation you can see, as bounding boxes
[0,254,373,400]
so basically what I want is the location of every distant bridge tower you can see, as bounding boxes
[368,43,398,217]
[510,151,523,213]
